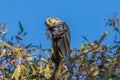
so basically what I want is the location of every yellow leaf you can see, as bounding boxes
[21,65,26,69]
[49,47,53,53]
[0,49,6,57]
[107,59,112,62]
[17,47,23,56]
[92,70,99,76]
[31,65,36,75]
[10,60,15,64]
[26,57,32,61]
[80,44,89,53]
[41,57,48,62]
[12,65,21,79]
[92,44,100,51]
[0,44,4,48]
[109,78,112,80]
[39,65,44,74]
[90,67,94,71]
[44,65,52,79]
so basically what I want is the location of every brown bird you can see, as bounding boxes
[45,17,73,74]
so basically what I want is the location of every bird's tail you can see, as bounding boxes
[59,38,73,74]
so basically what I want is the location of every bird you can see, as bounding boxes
[45,17,73,74]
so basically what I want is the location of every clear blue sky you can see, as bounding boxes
[0,0,120,48]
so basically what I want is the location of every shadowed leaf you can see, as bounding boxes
[82,36,90,43]
[18,21,24,35]
[25,43,32,49]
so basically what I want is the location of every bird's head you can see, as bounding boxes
[45,17,62,29]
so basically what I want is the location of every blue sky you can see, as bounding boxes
[0,0,120,48]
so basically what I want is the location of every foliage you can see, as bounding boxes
[0,15,120,80]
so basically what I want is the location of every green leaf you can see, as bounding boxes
[7,41,14,46]
[49,47,53,53]
[12,65,21,80]
[103,65,113,80]
[80,44,89,53]
[103,70,109,80]
[42,49,48,53]
[92,70,99,76]
[31,65,36,75]
[44,65,51,79]
[108,65,113,77]
[39,65,44,74]
[0,30,3,34]
[0,44,4,49]
[98,30,111,45]
[41,57,48,62]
